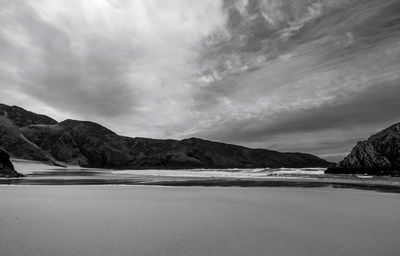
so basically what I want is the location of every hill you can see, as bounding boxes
[1,103,331,169]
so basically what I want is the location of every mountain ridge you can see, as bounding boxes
[0,104,58,127]
[0,103,332,169]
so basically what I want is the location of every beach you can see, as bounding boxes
[0,185,399,256]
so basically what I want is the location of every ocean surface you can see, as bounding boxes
[2,159,324,183]
[1,159,399,193]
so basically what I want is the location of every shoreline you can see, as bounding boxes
[1,176,400,193]
[3,158,399,193]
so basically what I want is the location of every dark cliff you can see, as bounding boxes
[0,148,22,177]
[326,122,400,176]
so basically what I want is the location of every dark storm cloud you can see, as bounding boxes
[243,81,400,140]
[194,80,400,141]
[186,0,400,161]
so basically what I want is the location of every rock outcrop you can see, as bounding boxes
[326,122,400,176]
[0,148,22,177]
[1,103,332,169]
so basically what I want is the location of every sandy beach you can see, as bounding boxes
[0,185,399,256]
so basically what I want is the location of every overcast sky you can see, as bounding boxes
[1,0,400,161]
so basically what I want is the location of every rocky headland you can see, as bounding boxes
[326,122,400,176]
[0,148,22,177]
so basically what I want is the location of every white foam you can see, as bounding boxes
[10,158,325,180]
[111,168,325,179]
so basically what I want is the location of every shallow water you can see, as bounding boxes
[2,160,399,193]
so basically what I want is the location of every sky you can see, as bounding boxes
[1,0,400,162]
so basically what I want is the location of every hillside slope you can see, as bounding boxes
[1,103,331,169]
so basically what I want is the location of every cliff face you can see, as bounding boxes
[326,123,400,176]
[1,103,331,169]
[0,148,22,177]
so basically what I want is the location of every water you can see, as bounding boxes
[111,168,325,179]
[2,159,400,193]
[2,165,327,185]
[2,159,323,184]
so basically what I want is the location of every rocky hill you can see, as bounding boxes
[326,122,400,176]
[1,103,331,169]
[0,148,22,177]
[0,116,55,162]
[0,104,58,127]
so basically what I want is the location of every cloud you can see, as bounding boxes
[1,0,400,161]
[188,0,400,159]
[192,80,400,161]
[0,0,225,134]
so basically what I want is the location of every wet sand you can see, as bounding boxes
[0,185,399,256]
